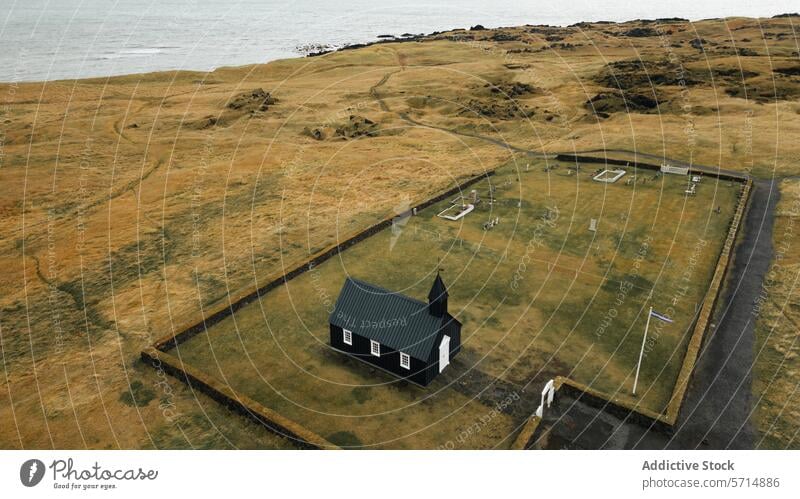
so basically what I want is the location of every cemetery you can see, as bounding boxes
[160,156,742,449]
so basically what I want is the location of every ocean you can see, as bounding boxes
[0,0,796,82]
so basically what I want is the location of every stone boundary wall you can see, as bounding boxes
[141,347,336,449]
[510,415,542,450]
[664,178,752,422]
[555,154,749,183]
[141,150,750,449]
[556,377,673,432]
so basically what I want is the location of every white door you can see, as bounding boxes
[439,335,450,373]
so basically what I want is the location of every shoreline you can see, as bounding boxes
[1,13,796,85]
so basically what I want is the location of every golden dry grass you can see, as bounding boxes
[0,15,797,448]
[753,179,800,449]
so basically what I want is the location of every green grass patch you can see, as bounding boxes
[119,380,156,408]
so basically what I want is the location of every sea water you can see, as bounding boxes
[0,0,795,82]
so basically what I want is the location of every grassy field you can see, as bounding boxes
[172,157,738,448]
[753,179,800,449]
[0,15,793,448]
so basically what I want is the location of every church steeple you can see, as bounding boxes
[428,271,448,317]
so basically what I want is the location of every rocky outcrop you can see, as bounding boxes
[304,116,380,140]
[585,90,660,116]
[622,27,659,37]
[487,81,538,97]
[462,99,534,119]
[226,88,277,112]
[335,115,379,138]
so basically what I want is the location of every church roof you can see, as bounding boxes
[329,277,459,360]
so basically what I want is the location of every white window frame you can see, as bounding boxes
[370,340,380,357]
[400,352,410,370]
[343,329,352,346]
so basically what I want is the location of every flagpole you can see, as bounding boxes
[633,306,652,396]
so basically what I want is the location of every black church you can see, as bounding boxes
[328,273,462,386]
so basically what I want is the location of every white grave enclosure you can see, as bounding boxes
[437,203,474,221]
[592,169,627,183]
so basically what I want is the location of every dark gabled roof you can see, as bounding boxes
[329,277,458,360]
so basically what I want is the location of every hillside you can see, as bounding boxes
[0,15,798,448]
